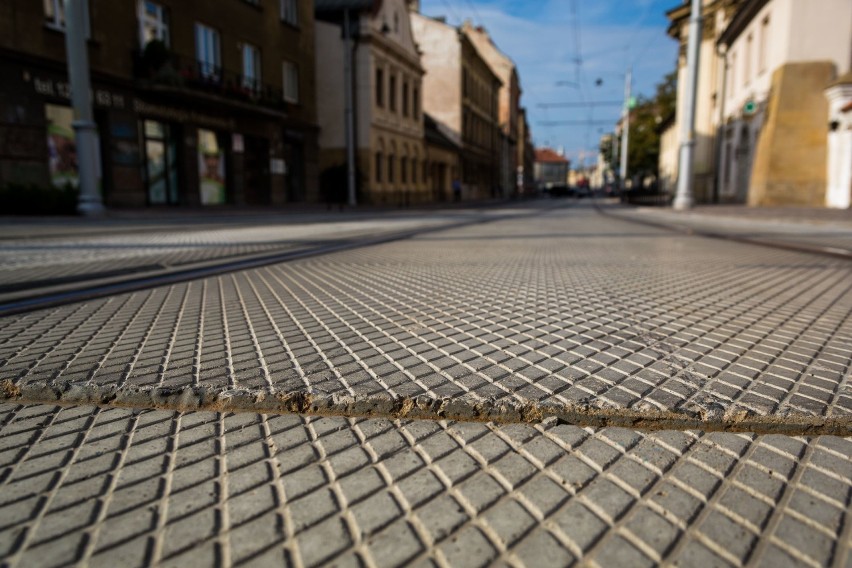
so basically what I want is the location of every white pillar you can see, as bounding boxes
[673,0,703,210]
[825,81,852,209]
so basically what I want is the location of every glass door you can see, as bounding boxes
[143,120,179,205]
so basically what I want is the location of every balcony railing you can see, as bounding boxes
[134,49,288,112]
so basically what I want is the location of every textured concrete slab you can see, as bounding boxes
[1,402,849,567]
[1,206,851,431]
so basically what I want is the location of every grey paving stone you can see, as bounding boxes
[1,207,851,429]
[0,403,850,567]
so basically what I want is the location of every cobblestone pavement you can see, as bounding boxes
[605,204,852,255]
[0,211,500,294]
[1,402,849,568]
[1,204,850,430]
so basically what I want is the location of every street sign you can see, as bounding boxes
[628,96,637,109]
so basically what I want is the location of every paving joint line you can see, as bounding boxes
[0,206,556,318]
[2,382,849,436]
[594,201,852,261]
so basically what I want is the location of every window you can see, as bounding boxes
[402,82,409,117]
[376,68,384,107]
[413,86,419,119]
[283,60,300,103]
[388,155,395,183]
[401,157,407,184]
[759,16,769,73]
[375,152,383,182]
[411,159,417,184]
[195,23,221,80]
[280,0,298,26]
[143,120,180,205]
[139,1,169,47]
[745,34,753,85]
[242,43,261,92]
[389,74,397,112]
[44,0,90,36]
[729,51,736,97]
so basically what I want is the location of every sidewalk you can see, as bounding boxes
[602,202,852,257]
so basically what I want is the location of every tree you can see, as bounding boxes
[599,70,678,183]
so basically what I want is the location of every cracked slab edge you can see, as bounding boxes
[3,381,850,436]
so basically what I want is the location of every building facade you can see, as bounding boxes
[411,12,500,200]
[534,147,569,190]
[315,0,429,205]
[517,107,535,195]
[0,0,319,208]
[463,22,521,199]
[717,0,852,206]
[667,0,852,207]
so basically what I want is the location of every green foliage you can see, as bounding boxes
[599,70,678,180]
[0,183,79,215]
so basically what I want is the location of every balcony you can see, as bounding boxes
[133,44,288,113]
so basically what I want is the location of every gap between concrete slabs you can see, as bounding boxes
[3,381,850,437]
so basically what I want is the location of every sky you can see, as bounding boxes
[418,0,681,168]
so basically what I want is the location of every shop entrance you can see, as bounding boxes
[243,136,270,205]
[142,120,180,205]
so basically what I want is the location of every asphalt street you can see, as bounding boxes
[1,202,850,567]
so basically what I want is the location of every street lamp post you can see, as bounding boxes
[619,67,632,191]
[343,8,357,207]
[64,0,104,216]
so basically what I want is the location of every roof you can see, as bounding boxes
[535,148,569,164]
[315,0,379,14]
[424,114,461,150]
[718,0,770,47]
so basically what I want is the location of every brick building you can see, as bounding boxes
[0,0,319,208]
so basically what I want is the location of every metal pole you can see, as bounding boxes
[64,0,104,216]
[619,67,631,190]
[343,9,357,207]
[611,132,618,181]
[673,0,702,210]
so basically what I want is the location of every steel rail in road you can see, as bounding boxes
[0,207,549,318]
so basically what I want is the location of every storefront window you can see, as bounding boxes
[45,104,79,188]
[143,120,179,205]
[198,128,226,205]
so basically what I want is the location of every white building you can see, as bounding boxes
[315,0,428,205]
[716,0,852,206]
[667,0,852,207]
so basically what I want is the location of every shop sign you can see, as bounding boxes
[30,75,128,109]
[270,158,286,175]
[232,133,244,153]
[133,99,235,130]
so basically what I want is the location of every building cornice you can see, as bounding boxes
[717,0,770,47]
